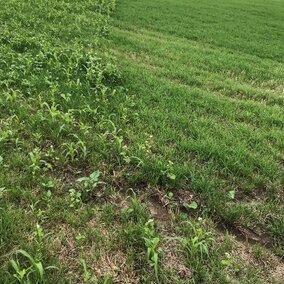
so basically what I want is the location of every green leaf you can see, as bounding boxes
[183,201,198,210]
[16,249,45,280]
[228,190,235,200]
[46,190,52,198]
[18,269,28,279]
[76,177,89,183]
[17,249,35,265]
[221,253,232,266]
[123,156,131,163]
[0,187,6,199]
[166,172,176,180]
[90,170,100,181]
[34,261,44,280]
[10,259,20,274]
[167,192,173,199]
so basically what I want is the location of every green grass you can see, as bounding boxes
[110,0,284,246]
[0,0,283,283]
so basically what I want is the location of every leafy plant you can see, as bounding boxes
[69,188,82,208]
[62,142,79,162]
[221,252,233,267]
[10,249,57,283]
[183,201,198,210]
[80,258,95,284]
[121,193,148,223]
[28,148,52,176]
[181,220,214,263]
[143,219,160,281]
[227,190,235,200]
[161,161,176,181]
[28,148,41,176]
[76,171,101,193]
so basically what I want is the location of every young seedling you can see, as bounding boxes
[76,170,101,193]
[69,188,82,208]
[10,249,57,283]
[29,148,41,176]
[161,161,176,182]
[80,258,95,283]
[143,219,160,281]
[183,201,198,210]
[181,220,214,264]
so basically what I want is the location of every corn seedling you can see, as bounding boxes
[29,148,41,176]
[10,249,57,283]
[62,141,79,162]
[143,219,160,281]
[80,258,95,284]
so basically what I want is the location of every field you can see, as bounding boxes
[0,0,283,283]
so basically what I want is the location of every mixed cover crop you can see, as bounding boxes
[0,0,283,283]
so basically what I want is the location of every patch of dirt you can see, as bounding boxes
[218,221,275,254]
[231,241,258,266]
[140,188,193,280]
[49,224,81,281]
[233,224,266,244]
[93,250,139,284]
[175,190,196,207]
[146,186,198,211]
[148,198,172,227]
[162,236,192,280]
[49,222,139,283]
[216,231,284,283]
[272,263,284,283]
[164,250,192,279]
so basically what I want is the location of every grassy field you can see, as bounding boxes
[0,0,284,283]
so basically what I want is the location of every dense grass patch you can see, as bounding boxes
[0,0,134,282]
[110,0,284,248]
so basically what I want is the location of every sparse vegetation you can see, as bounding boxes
[0,0,283,283]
